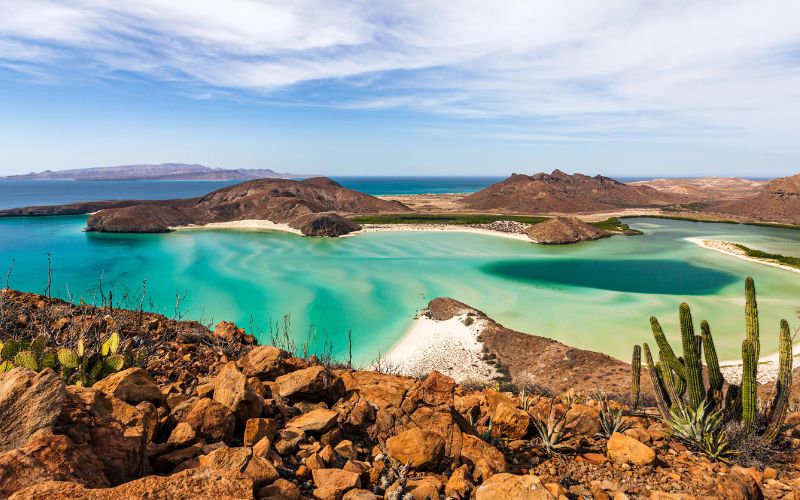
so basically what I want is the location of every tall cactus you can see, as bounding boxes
[650,316,685,378]
[644,343,671,419]
[740,339,757,428]
[680,303,704,410]
[631,345,641,410]
[701,320,724,394]
[745,277,760,361]
[764,320,793,441]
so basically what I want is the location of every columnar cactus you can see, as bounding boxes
[679,303,704,410]
[740,339,757,428]
[631,345,641,409]
[764,320,793,441]
[701,320,724,395]
[745,277,760,361]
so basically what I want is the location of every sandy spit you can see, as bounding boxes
[685,237,800,275]
[357,224,531,241]
[170,219,304,235]
[382,312,501,384]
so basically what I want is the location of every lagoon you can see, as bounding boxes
[1,215,798,362]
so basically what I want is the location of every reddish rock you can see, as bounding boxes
[180,398,236,443]
[276,365,345,404]
[492,402,531,440]
[92,368,163,406]
[287,408,339,434]
[258,478,302,499]
[716,473,764,500]
[244,417,278,447]
[0,368,66,453]
[606,432,655,466]
[213,362,262,422]
[459,434,507,482]
[312,468,361,500]
[385,427,444,470]
[475,473,555,499]
[238,345,287,379]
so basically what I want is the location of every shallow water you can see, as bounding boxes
[0,216,798,362]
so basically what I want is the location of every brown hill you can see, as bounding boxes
[83,177,410,235]
[525,216,611,244]
[630,177,766,200]
[461,170,679,213]
[710,173,800,224]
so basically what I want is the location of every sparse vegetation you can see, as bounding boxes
[731,243,800,270]
[530,398,581,455]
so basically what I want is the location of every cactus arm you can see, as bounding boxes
[701,320,724,395]
[741,339,758,428]
[680,303,705,410]
[632,345,641,410]
[644,343,672,419]
[745,277,760,361]
[764,320,793,441]
[650,316,686,379]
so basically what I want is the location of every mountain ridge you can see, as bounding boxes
[0,163,313,181]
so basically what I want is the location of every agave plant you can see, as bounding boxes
[531,398,581,455]
[598,399,632,438]
[667,399,738,463]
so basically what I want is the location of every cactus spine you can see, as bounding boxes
[631,345,641,410]
[745,277,760,361]
[679,304,704,410]
[740,339,757,428]
[764,320,793,441]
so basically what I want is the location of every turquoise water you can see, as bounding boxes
[0,216,798,362]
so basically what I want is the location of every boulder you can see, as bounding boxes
[445,465,474,499]
[312,468,361,500]
[475,473,555,499]
[243,417,278,447]
[213,362,262,421]
[342,489,380,500]
[289,212,362,237]
[287,408,339,434]
[460,434,507,482]
[607,432,655,466]
[385,427,445,470]
[493,402,531,440]
[258,478,302,499]
[243,455,280,488]
[180,398,236,443]
[386,476,443,499]
[0,434,108,497]
[716,473,764,500]
[167,422,196,447]
[276,365,345,403]
[213,320,245,343]
[92,368,162,406]
[0,368,66,453]
[237,345,287,379]
[199,447,252,472]
[9,467,253,499]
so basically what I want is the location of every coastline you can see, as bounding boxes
[685,237,800,275]
[382,311,501,384]
[170,219,304,235]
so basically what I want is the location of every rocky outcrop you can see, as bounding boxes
[289,212,362,237]
[525,216,611,244]
[0,368,66,453]
[711,173,800,225]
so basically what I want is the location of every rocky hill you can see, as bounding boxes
[630,177,767,200]
[1,288,798,499]
[0,163,310,181]
[461,170,680,214]
[709,173,800,225]
[524,216,611,244]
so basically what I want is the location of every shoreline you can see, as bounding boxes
[170,219,303,235]
[685,237,800,275]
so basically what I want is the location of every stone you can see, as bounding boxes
[252,436,272,458]
[445,465,474,499]
[213,362,262,421]
[385,427,445,470]
[213,320,244,342]
[9,467,253,499]
[153,443,204,473]
[0,368,66,453]
[312,468,361,500]
[258,478,302,499]
[493,402,531,439]
[0,434,108,497]
[275,427,305,455]
[334,440,357,461]
[386,476,442,499]
[716,472,764,500]
[92,368,163,406]
[167,422,196,446]
[460,434,508,482]
[475,473,555,499]
[342,489,380,500]
[606,432,655,466]
[180,397,236,443]
[237,345,287,379]
[287,408,339,434]
[244,417,278,446]
[243,455,280,488]
[199,446,252,472]
[276,365,345,403]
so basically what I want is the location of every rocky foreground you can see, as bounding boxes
[1,289,800,499]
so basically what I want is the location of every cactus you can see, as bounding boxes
[763,320,793,441]
[644,343,671,419]
[101,331,120,356]
[740,339,757,428]
[701,320,724,394]
[631,345,641,409]
[57,349,79,369]
[745,277,760,361]
[39,350,58,370]
[680,303,704,410]
[1,339,22,360]
[650,317,685,378]
[14,350,38,370]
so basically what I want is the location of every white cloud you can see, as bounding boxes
[0,0,798,144]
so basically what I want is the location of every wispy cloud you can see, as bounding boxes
[1,0,799,144]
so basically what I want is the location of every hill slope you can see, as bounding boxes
[462,170,679,213]
[710,173,800,224]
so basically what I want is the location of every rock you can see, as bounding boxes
[493,402,531,439]
[167,422,196,446]
[445,465,474,499]
[0,368,66,453]
[460,434,508,482]
[289,212,362,237]
[153,443,204,473]
[525,216,611,244]
[0,434,108,497]
[258,478,302,499]
[342,489,380,500]
[213,320,245,342]
[386,427,445,470]
[199,447,252,472]
[276,365,345,403]
[387,476,443,499]
[287,408,339,434]
[180,398,236,443]
[243,455,280,488]
[606,432,655,466]
[10,467,253,499]
[312,468,361,500]
[252,436,272,458]
[274,427,305,455]
[475,473,555,499]
[213,362,262,421]
[92,368,162,406]
[244,417,278,446]
[238,345,287,379]
[716,473,764,500]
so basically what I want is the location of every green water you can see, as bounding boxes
[1,216,798,362]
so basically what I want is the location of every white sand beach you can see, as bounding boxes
[170,219,304,235]
[719,344,800,385]
[382,312,501,384]
[685,237,800,275]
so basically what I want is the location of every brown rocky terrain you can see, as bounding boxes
[630,177,767,201]
[461,170,682,214]
[524,216,611,245]
[0,163,309,181]
[708,173,800,225]
[1,288,798,499]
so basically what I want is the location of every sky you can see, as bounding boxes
[0,1,799,177]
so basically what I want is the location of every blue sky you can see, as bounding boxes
[1,1,799,177]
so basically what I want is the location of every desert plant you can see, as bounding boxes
[531,398,581,455]
[635,277,794,461]
[631,344,641,410]
[598,398,632,438]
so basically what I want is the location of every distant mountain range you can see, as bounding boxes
[0,163,312,181]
